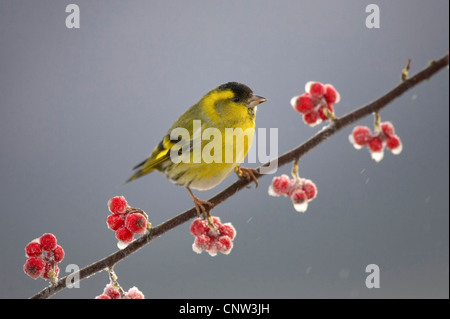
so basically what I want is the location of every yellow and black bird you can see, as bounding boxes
[126,82,267,220]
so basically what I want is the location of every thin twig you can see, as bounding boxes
[30,53,449,299]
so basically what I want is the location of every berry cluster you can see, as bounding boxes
[349,121,402,162]
[95,284,144,299]
[190,217,236,256]
[268,174,317,213]
[23,233,65,283]
[107,196,151,249]
[291,81,340,126]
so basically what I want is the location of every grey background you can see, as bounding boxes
[0,0,448,299]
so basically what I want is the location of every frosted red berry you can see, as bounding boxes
[387,135,402,154]
[40,233,57,251]
[381,121,395,137]
[290,188,309,213]
[219,223,236,240]
[107,214,125,231]
[194,234,212,251]
[95,294,111,299]
[115,226,134,243]
[52,245,65,263]
[125,213,147,234]
[302,179,317,200]
[108,196,128,215]
[309,82,325,98]
[294,94,315,114]
[368,137,383,152]
[103,284,121,299]
[324,84,340,104]
[351,126,372,146]
[291,189,307,205]
[190,218,209,237]
[25,241,42,258]
[268,174,292,196]
[303,111,320,126]
[126,287,145,299]
[217,236,233,254]
[23,257,45,279]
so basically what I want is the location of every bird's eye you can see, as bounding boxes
[232,97,241,103]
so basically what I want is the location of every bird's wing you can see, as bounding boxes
[126,134,177,183]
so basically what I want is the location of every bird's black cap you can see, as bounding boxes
[217,82,253,100]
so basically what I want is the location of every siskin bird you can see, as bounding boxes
[126,82,267,222]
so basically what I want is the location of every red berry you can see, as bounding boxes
[368,137,383,152]
[380,121,395,137]
[115,226,134,243]
[125,213,147,234]
[190,218,210,237]
[302,179,317,200]
[387,135,402,154]
[291,189,307,205]
[52,245,65,263]
[290,188,309,213]
[219,223,236,240]
[107,196,128,215]
[268,174,292,196]
[308,82,325,98]
[95,294,111,299]
[107,214,125,231]
[324,84,340,104]
[25,241,42,258]
[380,122,395,137]
[103,284,121,299]
[23,257,45,279]
[217,236,233,254]
[294,94,315,114]
[40,233,57,251]
[194,234,212,250]
[126,287,145,299]
[351,126,372,146]
[303,111,320,126]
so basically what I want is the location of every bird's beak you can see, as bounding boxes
[248,94,267,108]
